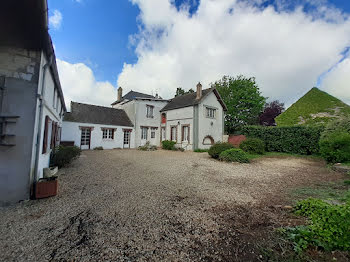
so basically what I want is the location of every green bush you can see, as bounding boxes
[241,125,323,155]
[139,141,157,151]
[51,145,81,168]
[219,148,250,163]
[284,198,350,252]
[93,146,103,150]
[319,132,350,163]
[162,140,176,150]
[208,142,234,159]
[239,137,265,154]
[321,117,350,140]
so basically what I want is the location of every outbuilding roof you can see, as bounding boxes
[160,88,227,112]
[64,102,133,127]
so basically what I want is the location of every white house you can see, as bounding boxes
[61,102,134,149]
[0,0,66,205]
[160,83,227,150]
[111,88,168,148]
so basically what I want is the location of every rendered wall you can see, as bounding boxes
[61,121,135,149]
[0,47,40,205]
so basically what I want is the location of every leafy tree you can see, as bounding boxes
[212,75,266,133]
[175,87,195,97]
[259,100,285,126]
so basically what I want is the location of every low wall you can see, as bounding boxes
[228,135,246,147]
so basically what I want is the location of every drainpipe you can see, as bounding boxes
[32,54,53,197]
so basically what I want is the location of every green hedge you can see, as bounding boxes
[241,125,324,155]
[239,138,265,154]
[208,142,234,159]
[51,145,81,168]
[162,140,176,150]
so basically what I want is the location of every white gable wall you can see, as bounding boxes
[197,92,224,149]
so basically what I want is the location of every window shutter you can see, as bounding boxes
[50,122,55,149]
[42,116,49,154]
[112,129,114,139]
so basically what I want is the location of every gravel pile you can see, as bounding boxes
[0,149,343,261]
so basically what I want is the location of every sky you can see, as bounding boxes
[48,0,350,109]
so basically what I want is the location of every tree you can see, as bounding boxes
[175,87,195,97]
[259,100,285,126]
[212,75,266,133]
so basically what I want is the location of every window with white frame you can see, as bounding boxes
[171,126,177,142]
[146,105,154,118]
[102,128,114,139]
[206,107,216,118]
[182,125,189,142]
[151,127,156,138]
[141,127,148,140]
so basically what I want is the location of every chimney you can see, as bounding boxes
[196,82,202,100]
[117,87,123,101]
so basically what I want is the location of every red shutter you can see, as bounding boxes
[50,122,55,149]
[42,116,49,154]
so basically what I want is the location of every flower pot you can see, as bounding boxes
[43,166,58,178]
[35,178,58,199]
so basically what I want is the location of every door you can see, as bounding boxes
[80,128,91,150]
[123,130,131,148]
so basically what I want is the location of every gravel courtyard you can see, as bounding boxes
[0,149,343,261]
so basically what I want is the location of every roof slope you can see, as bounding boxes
[276,87,350,126]
[111,91,155,105]
[161,88,227,112]
[64,102,133,127]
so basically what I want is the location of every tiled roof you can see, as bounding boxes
[160,88,220,112]
[64,102,133,127]
[111,91,155,105]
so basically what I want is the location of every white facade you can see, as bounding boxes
[61,121,134,150]
[114,99,168,148]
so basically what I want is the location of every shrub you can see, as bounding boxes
[219,148,250,163]
[162,140,176,150]
[208,142,234,159]
[51,145,81,168]
[319,131,350,163]
[239,137,265,154]
[321,117,350,140]
[241,125,323,155]
[139,141,157,151]
[284,198,350,252]
[93,146,103,150]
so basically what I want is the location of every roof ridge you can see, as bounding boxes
[72,101,121,110]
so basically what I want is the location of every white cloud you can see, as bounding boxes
[117,0,350,105]
[320,56,350,105]
[57,59,118,110]
[49,10,62,30]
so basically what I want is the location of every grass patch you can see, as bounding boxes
[193,149,208,153]
[290,180,350,204]
[246,152,323,161]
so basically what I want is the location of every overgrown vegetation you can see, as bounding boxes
[93,146,103,150]
[51,145,81,168]
[139,141,157,151]
[239,137,265,154]
[282,198,350,253]
[241,125,323,155]
[162,140,176,150]
[219,148,250,163]
[275,87,350,126]
[208,142,234,159]
[194,149,209,153]
[319,131,350,163]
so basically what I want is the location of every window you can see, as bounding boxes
[42,116,51,154]
[206,107,216,118]
[146,105,154,118]
[141,127,148,140]
[161,127,166,141]
[151,128,156,139]
[53,89,56,109]
[182,125,190,142]
[171,126,177,142]
[81,128,91,146]
[102,128,114,139]
[161,113,166,124]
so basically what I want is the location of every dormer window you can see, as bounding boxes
[146,105,154,118]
